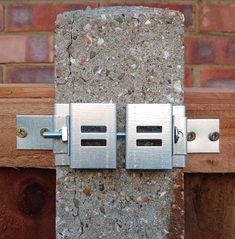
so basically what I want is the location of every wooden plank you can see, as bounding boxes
[185,88,235,104]
[185,173,235,239]
[0,93,54,168]
[0,84,54,168]
[185,89,235,173]
[0,168,55,239]
[0,85,234,171]
[0,84,54,98]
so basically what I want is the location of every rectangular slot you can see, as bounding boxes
[136,139,162,147]
[81,126,107,133]
[136,126,162,133]
[81,139,107,146]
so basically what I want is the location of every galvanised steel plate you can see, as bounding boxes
[187,119,220,153]
[126,104,173,170]
[17,115,53,150]
[70,103,117,169]
[54,104,70,166]
[172,105,187,168]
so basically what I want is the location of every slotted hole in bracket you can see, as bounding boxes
[81,126,107,133]
[136,139,162,147]
[81,139,107,146]
[136,126,162,133]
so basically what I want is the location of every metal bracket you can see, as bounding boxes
[69,103,116,169]
[126,104,173,169]
[187,119,220,153]
[17,115,53,150]
[16,103,220,169]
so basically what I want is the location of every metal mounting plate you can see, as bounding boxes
[70,103,117,169]
[126,104,173,169]
[187,119,220,153]
[173,105,187,168]
[17,115,53,150]
[54,104,70,166]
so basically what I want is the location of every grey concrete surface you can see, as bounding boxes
[55,7,184,239]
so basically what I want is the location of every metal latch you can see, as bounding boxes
[16,103,220,169]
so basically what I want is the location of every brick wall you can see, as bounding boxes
[0,1,234,88]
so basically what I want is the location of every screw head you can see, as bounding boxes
[187,131,196,142]
[17,128,28,138]
[209,132,220,141]
[40,128,49,137]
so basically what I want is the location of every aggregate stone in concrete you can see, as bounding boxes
[55,7,184,239]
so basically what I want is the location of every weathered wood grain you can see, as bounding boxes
[0,84,54,98]
[0,168,55,239]
[185,173,235,239]
[185,88,235,104]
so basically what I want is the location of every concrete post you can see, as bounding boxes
[55,7,184,239]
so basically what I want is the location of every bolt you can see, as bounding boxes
[187,131,196,142]
[174,127,180,144]
[17,128,28,138]
[209,132,220,142]
[40,128,49,137]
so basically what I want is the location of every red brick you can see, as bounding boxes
[6,66,54,83]
[0,36,27,63]
[184,67,193,87]
[0,35,53,63]
[104,2,195,31]
[200,4,235,32]
[185,36,235,65]
[0,5,3,31]
[7,3,99,32]
[27,35,54,62]
[200,67,235,88]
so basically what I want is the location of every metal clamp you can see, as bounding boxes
[16,103,220,170]
[69,103,116,169]
[126,104,174,169]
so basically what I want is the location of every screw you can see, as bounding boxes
[17,128,28,138]
[40,128,49,137]
[209,132,220,142]
[187,131,196,141]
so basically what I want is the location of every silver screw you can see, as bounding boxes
[187,131,196,142]
[40,128,49,137]
[17,128,28,138]
[209,132,220,141]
